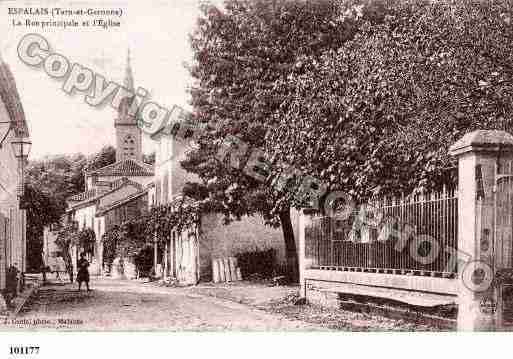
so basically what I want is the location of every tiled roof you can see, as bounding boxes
[67,188,108,202]
[109,177,143,190]
[96,189,148,216]
[86,159,154,177]
[0,54,29,137]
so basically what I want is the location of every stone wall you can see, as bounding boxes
[197,211,300,281]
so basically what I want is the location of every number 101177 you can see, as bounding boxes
[10,347,40,355]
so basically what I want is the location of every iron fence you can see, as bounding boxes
[305,186,458,277]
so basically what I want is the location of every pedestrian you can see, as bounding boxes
[77,253,90,291]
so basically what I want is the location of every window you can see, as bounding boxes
[123,134,136,158]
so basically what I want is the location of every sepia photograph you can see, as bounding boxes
[0,0,513,355]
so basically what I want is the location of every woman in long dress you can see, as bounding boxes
[77,252,90,291]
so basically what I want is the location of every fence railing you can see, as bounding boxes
[305,186,458,278]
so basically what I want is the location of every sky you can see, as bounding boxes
[0,0,208,159]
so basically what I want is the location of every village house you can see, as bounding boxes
[0,52,31,309]
[150,108,299,285]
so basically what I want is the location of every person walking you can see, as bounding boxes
[77,253,91,291]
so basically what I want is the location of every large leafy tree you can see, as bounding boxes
[24,146,117,272]
[23,184,62,271]
[184,0,513,282]
[183,0,391,281]
[25,153,88,215]
[24,154,86,272]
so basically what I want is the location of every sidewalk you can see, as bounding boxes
[183,281,299,308]
[179,280,446,331]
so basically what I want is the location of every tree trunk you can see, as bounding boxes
[279,208,299,283]
[61,245,73,283]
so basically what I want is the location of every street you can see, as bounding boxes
[3,278,321,331]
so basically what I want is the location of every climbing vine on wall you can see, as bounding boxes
[55,222,78,282]
[101,225,122,267]
[101,196,202,266]
[73,227,96,255]
[145,196,202,244]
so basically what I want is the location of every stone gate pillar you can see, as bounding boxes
[449,130,513,331]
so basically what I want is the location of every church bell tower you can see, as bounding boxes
[115,49,142,163]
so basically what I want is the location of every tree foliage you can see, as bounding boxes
[101,225,122,267]
[24,146,117,272]
[23,184,62,271]
[186,0,513,204]
[185,0,389,217]
[145,196,201,239]
[54,223,77,282]
[100,198,200,269]
[184,0,393,281]
[183,0,513,281]
[269,0,513,199]
[74,227,96,255]
[25,153,88,216]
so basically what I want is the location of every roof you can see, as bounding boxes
[86,159,154,177]
[0,52,29,137]
[67,177,143,209]
[96,189,148,216]
[109,177,143,190]
[67,188,109,203]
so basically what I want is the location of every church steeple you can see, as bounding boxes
[123,48,134,91]
[115,48,142,163]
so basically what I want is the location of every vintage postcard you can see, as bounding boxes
[0,0,513,351]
